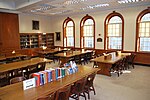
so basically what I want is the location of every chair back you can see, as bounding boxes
[55,85,71,100]
[28,64,38,72]
[10,76,26,84]
[86,72,96,87]
[38,62,46,71]
[130,54,136,63]
[73,77,87,93]
[0,72,9,87]
[37,92,55,100]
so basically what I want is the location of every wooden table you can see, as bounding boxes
[55,50,93,65]
[0,66,99,100]
[0,54,27,61]
[36,48,67,59]
[0,58,53,73]
[91,53,131,76]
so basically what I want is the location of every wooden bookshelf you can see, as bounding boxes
[20,33,54,49]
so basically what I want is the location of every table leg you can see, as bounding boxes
[97,63,112,76]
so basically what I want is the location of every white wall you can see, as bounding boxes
[19,13,52,33]
[18,5,148,51]
[50,6,148,51]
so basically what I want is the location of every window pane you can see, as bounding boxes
[139,22,150,37]
[84,37,94,48]
[108,37,122,49]
[67,36,74,46]
[141,13,150,22]
[109,16,122,24]
[140,37,150,51]
[65,20,74,47]
[67,21,73,26]
[84,19,94,25]
[82,18,94,48]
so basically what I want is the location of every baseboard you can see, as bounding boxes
[134,63,150,67]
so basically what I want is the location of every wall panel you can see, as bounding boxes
[0,12,20,51]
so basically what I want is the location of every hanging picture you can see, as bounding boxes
[32,20,39,30]
[56,32,61,41]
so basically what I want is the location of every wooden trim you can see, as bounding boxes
[80,14,95,49]
[104,11,124,51]
[62,17,75,48]
[135,7,150,52]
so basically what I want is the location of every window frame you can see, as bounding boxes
[136,8,150,52]
[80,14,95,49]
[63,17,75,48]
[104,11,124,51]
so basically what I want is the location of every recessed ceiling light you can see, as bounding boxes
[118,0,144,4]
[64,0,87,5]
[50,10,71,15]
[30,4,55,12]
[81,3,109,10]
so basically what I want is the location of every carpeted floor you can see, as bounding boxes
[46,62,150,100]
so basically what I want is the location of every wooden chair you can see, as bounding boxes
[111,60,123,77]
[55,85,71,100]
[11,68,24,78]
[37,62,46,71]
[37,92,56,100]
[70,77,87,100]
[0,72,9,87]
[85,52,93,63]
[92,54,103,68]
[24,64,38,79]
[74,55,81,64]
[127,53,136,68]
[84,72,96,99]
[80,54,87,65]
[10,76,26,84]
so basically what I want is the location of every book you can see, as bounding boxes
[40,71,48,84]
[32,73,40,87]
[51,69,56,81]
[38,72,44,85]
[45,70,52,82]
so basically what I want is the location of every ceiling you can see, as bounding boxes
[0,0,150,16]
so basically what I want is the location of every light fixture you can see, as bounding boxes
[49,10,71,15]
[81,3,109,10]
[118,0,144,4]
[64,0,87,5]
[31,4,55,12]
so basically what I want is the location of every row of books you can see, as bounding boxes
[32,61,78,87]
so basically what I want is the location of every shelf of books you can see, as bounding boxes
[20,33,54,49]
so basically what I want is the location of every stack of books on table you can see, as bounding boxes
[32,68,66,87]
[32,61,78,87]
[64,61,78,75]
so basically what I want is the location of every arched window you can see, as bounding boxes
[104,11,124,50]
[136,8,150,52]
[63,17,75,48]
[80,14,95,49]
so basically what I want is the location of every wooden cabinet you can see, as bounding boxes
[20,33,54,49]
